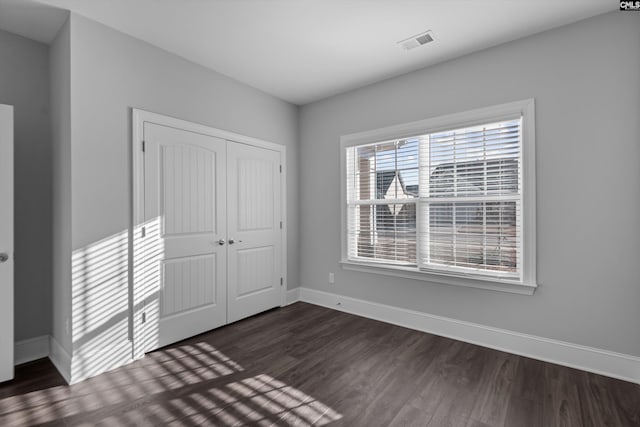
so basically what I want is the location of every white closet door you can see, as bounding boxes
[227,142,282,323]
[143,122,227,349]
[0,105,13,382]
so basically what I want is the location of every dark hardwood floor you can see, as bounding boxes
[1,302,639,426]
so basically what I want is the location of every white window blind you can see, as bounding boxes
[345,118,523,281]
[346,138,420,265]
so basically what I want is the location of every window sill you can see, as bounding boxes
[340,260,537,295]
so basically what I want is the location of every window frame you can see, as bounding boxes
[340,99,537,295]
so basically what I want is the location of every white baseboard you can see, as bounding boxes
[299,287,640,385]
[24,335,135,385]
[14,335,50,366]
[70,340,133,384]
[286,288,300,305]
[49,335,71,384]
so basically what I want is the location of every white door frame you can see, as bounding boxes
[131,108,287,360]
[0,104,14,382]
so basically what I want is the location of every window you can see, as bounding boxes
[341,100,536,293]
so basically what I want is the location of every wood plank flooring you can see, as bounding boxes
[1,302,638,426]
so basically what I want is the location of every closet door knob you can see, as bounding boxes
[0,253,8,263]
[217,239,225,245]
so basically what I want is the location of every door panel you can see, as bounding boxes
[161,254,217,316]
[236,246,275,297]
[237,157,275,230]
[143,122,227,350]
[0,105,13,382]
[227,142,282,323]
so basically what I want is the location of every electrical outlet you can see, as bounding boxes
[329,272,335,284]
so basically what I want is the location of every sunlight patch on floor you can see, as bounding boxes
[0,343,341,426]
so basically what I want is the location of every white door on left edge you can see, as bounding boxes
[143,122,227,349]
[0,105,14,382]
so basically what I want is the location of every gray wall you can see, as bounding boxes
[0,29,52,342]
[49,17,72,352]
[66,14,299,365]
[299,11,640,357]
[70,14,299,278]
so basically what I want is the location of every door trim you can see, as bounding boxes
[131,108,287,360]
[0,104,14,382]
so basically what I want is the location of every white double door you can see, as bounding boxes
[143,122,282,349]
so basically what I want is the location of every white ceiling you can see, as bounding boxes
[1,0,616,105]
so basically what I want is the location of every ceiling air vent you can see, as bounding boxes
[398,30,435,51]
